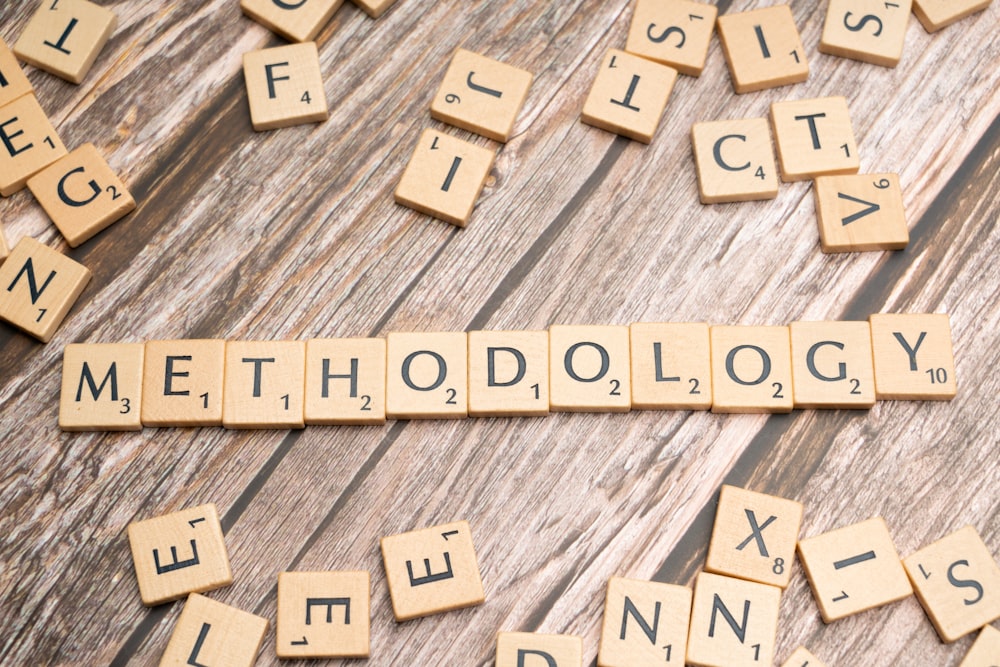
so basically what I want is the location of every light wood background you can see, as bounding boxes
[1,0,998,665]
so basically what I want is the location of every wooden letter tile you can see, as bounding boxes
[127,504,232,606]
[241,0,342,42]
[350,0,397,18]
[277,571,370,658]
[716,5,809,94]
[243,42,328,131]
[222,340,306,428]
[770,96,860,182]
[13,0,116,84]
[686,571,781,667]
[0,38,33,109]
[468,330,549,417]
[815,173,908,252]
[630,322,712,410]
[497,632,584,667]
[27,143,136,247]
[903,525,1000,642]
[430,48,533,142]
[790,321,876,408]
[549,324,631,412]
[959,625,1000,667]
[869,313,956,399]
[305,337,386,425]
[597,576,692,667]
[797,516,913,622]
[626,0,718,76]
[0,236,90,342]
[690,118,778,203]
[159,593,267,667]
[385,331,468,419]
[0,94,67,196]
[819,0,912,67]
[141,339,226,427]
[709,326,793,413]
[380,519,484,621]
[0,225,8,262]
[394,128,495,227]
[581,49,677,144]
[706,485,804,588]
[913,0,993,32]
[781,646,827,667]
[59,343,143,431]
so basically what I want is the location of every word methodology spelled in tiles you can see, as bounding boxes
[13,0,116,84]
[243,42,328,131]
[430,48,533,143]
[277,570,370,658]
[159,593,268,667]
[819,0,913,67]
[380,520,484,621]
[497,632,584,667]
[625,0,718,77]
[902,525,1000,642]
[716,5,809,93]
[690,118,779,203]
[597,576,692,667]
[797,516,913,622]
[581,49,678,144]
[126,504,232,606]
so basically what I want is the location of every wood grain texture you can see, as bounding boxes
[1,0,999,665]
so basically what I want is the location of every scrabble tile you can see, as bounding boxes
[468,329,549,417]
[706,485,804,588]
[903,526,1000,642]
[0,236,90,342]
[430,49,533,142]
[27,143,136,247]
[960,625,1000,667]
[159,593,267,667]
[497,632,584,667]
[59,343,143,431]
[686,571,781,667]
[597,577,692,667]
[716,5,809,94]
[0,38,34,109]
[781,646,827,667]
[126,504,232,606]
[912,0,992,32]
[625,0,719,76]
[350,0,397,18]
[549,324,631,412]
[243,42,328,131]
[13,0,116,84]
[797,516,913,622]
[141,339,226,427]
[629,322,712,410]
[222,340,306,428]
[0,225,8,262]
[709,326,793,413]
[0,94,67,196]
[770,97,860,182]
[814,173,908,252]
[394,128,495,227]
[241,0,342,42]
[869,313,956,399]
[277,571,370,658]
[690,118,778,203]
[305,337,386,425]
[581,49,678,144]
[385,331,468,419]
[789,321,876,408]
[380,520,484,621]
[819,0,912,67]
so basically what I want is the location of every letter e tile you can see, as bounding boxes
[277,571,370,658]
[159,593,267,667]
[0,95,67,196]
[380,520,484,621]
[126,504,232,606]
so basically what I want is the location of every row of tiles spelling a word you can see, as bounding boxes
[58,314,956,431]
[131,485,1000,665]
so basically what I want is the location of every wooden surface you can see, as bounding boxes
[1,0,999,665]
